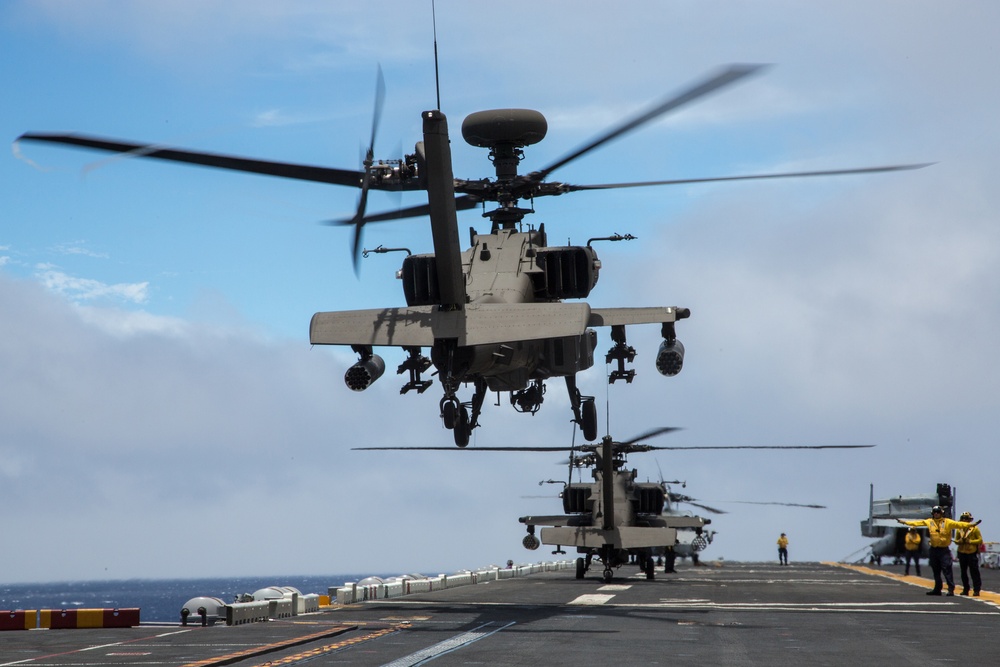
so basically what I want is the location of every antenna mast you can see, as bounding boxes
[432,0,441,110]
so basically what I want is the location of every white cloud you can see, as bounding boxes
[249,108,335,128]
[35,267,149,304]
[9,1,428,79]
[75,305,191,339]
[0,273,550,579]
[52,241,109,259]
[11,140,52,172]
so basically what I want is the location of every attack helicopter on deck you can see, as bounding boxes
[356,429,871,583]
[519,430,707,582]
[516,431,864,582]
[533,474,721,569]
[16,64,929,446]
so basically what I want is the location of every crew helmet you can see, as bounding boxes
[931,505,944,514]
[960,511,973,521]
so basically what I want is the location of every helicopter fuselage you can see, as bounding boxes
[519,441,707,582]
[411,227,600,391]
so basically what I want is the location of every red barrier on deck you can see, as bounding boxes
[102,608,141,627]
[39,608,140,629]
[0,610,36,631]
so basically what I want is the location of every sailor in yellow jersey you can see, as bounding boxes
[903,527,922,576]
[954,511,984,596]
[777,533,789,565]
[898,506,980,596]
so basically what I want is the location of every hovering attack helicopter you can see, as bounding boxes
[357,429,871,583]
[16,64,929,446]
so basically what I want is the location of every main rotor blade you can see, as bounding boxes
[350,198,367,275]
[725,501,827,509]
[353,443,873,452]
[686,501,728,515]
[369,65,386,158]
[643,444,874,451]
[16,132,366,187]
[351,65,388,274]
[561,163,935,192]
[534,64,767,181]
[619,426,682,447]
[325,194,479,226]
[352,446,576,451]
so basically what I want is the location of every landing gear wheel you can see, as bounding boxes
[576,557,586,580]
[454,406,471,448]
[441,399,458,429]
[582,400,598,442]
[644,557,655,580]
[603,568,613,583]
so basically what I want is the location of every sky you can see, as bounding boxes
[2,1,998,583]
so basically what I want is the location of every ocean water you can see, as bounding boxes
[0,574,385,623]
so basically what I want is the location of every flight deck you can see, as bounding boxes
[2,561,998,666]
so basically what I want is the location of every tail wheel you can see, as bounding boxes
[603,568,614,583]
[644,556,655,580]
[576,557,586,580]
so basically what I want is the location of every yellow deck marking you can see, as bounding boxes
[244,625,406,667]
[827,562,1000,607]
[180,624,361,667]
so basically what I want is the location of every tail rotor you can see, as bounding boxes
[350,65,386,274]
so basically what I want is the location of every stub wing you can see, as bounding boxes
[310,302,592,347]
[520,515,593,528]
[587,306,686,327]
[647,515,708,529]
[540,526,678,549]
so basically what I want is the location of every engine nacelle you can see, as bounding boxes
[344,354,386,391]
[532,246,600,300]
[562,485,593,514]
[400,254,440,307]
[655,339,685,377]
[634,484,666,514]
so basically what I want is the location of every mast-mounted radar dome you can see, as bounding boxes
[461,109,547,148]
